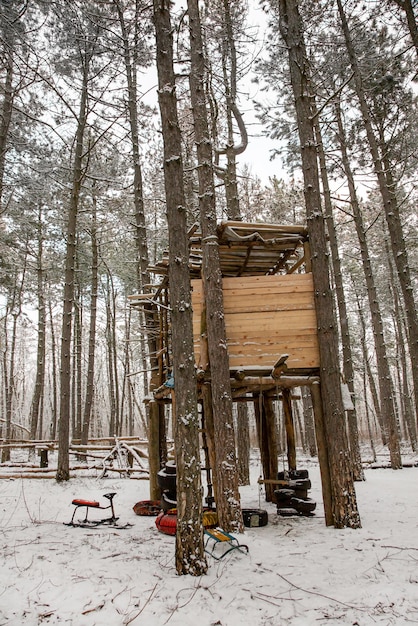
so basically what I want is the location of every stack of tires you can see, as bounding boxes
[157,461,177,511]
[274,469,316,517]
[155,461,219,535]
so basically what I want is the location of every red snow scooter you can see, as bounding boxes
[65,492,131,529]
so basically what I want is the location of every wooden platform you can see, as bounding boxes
[192,273,320,371]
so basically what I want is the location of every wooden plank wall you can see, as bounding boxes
[191,274,320,370]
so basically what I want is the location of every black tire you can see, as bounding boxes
[164,460,177,475]
[161,491,177,512]
[277,507,299,517]
[290,497,316,514]
[242,508,268,527]
[274,489,295,506]
[293,489,308,500]
[288,478,311,491]
[278,469,309,480]
[291,469,309,480]
[157,468,176,493]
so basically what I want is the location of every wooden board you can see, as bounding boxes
[192,274,320,370]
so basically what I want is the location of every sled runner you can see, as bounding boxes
[65,492,131,528]
[204,528,248,560]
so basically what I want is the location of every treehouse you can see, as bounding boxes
[129,221,333,520]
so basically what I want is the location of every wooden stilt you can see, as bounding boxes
[254,392,278,502]
[158,404,167,469]
[201,382,218,505]
[282,388,297,471]
[148,400,161,501]
[263,396,279,500]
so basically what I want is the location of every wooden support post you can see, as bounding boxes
[310,381,333,525]
[254,392,278,502]
[282,388,296,472]
[263,396,279,498]
[202,382,218,505]
[158,403,167,469]
[148,400,161,501]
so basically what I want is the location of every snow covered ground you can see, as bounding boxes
[1,453,418,626]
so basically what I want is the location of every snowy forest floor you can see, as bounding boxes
[1,450,418,626]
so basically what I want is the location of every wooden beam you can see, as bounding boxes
[217,220,308,236]
[230,375,319,388]
[148,400,162,501]
[282,388,296,472]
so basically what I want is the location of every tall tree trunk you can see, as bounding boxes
[73,282,83,440]
[277,0,361,528]
[110,287,120,435]
[153,0,207,576]
[362,367,377,463]
[105,274,117,436]
[218,0,250,487]
[337,0,418,433]
[218,0,247,217]
[302,387,317,456]
[1,311,15,462]
[120,304,133,436]
[313,107,364,480]
[0,46,13,212]
[1,268,24,461]
[386,242,417,451]
[393,0,418,59]
[353,287,384,444]
[115,0,166,487]
[334,99,401,469]
[81,195,98,445]
[56,59,90,482]
[29,206,46,441]
[187,0,243,534]
[49,301,58,440]
[236,403,250,486]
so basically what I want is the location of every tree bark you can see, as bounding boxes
[302,387,317,456]
[49,301,58,441]
[278,0,361,528]
[153,0,207,576]
[1,272,24,463]
[0,46,13,212]
[353,287,385,444]
[254,393,278,502]
[337,0,418,436]
[334,98,401,469]
[73,281,82,440]
[115,0,166,488]
[56,57,90,482]
[187,0,243,534]
[29,206,46,441]
[393,0,418,59]
[313,105,364,480]
[386,242,417,451]
[81,194,98,445]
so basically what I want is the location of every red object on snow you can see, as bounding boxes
[155,509,177,535]
[133,500,161,516]
[72,499,100,508]
[155,508,218,536]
